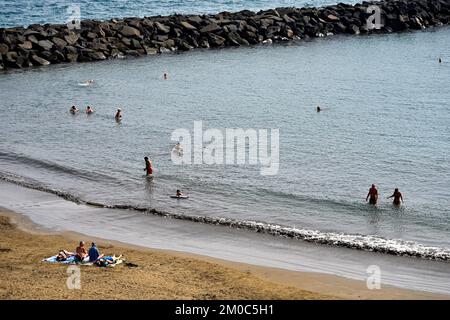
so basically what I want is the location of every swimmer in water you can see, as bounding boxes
[439,57,442,63]
[173,142,183,155]
[387,188,403,206]
[70,105,79,114]
[144,157,153,176]
[115,108,122,121]
[316,106,321,112]
[366,184,378,205]
[86,106,94,114]
[84,79,95,85]
[163,73,168,80]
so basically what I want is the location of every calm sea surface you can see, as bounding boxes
[1,1,450,262]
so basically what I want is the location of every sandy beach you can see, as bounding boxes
[1,209,447,300]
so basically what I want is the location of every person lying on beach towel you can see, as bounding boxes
[56,250,74,262]
[94,255,124,267]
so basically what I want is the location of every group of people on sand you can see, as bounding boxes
[366,184,404,206]
[69,105,123,121]
[56,241,117,266]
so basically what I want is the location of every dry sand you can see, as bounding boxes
[0,210,447,300]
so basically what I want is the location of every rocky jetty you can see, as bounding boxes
[1,0,449,70]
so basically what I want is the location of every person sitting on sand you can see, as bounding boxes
[144,157,153,176]
[115,108,122,121]
[88,242,104,262]
[388,188,403,206]
[56,249,74,262]
[86,106,94,114]
[70,106,78,114]
[75,241,88,262]
[366,184,378,205]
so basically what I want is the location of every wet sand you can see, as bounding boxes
[0,209,447,300]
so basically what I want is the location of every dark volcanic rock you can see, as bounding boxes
[1,0,450,70]
[0,43,9,54]
[31,54,50,66]
[120,25,141,37]
[37,39,54,51]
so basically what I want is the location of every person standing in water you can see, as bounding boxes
[70,105,78,114]
[388,188,403,206]
[115,108,122,121]
[86,106,94,114]
[366,184,378,205]
[144,157,153,176]
[173,142,183,156]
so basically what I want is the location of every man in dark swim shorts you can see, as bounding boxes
[366,184,378,205]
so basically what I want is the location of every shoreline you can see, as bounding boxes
[1,208,448,300]
[1,0,450,70]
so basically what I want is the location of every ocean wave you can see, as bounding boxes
[1,171,450,262]
[0,150,119,183]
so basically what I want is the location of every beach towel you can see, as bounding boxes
[42,255,124,267]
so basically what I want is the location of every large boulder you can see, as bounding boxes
[179,21,197,30]
[27,35,39,44]
[143,46,158,55]
[120,25,141,37]
[87,51,107,60]
[31,54,50,65]
[66,53,79,62]
[18,41,33,50]
[208,33,226,47]
[155,22,170,34]
[37,39,54,51]
[64,33,80,45]
[52,37,67,49]
[326,14,340,22]
[200,23,222,33]
[0,43,9,54]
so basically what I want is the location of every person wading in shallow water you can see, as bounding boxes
[366,184,378,205]
[70,105,78,114]
[144,157,153,176]
[388,188,404,206]
[115,108,122,121]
